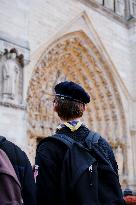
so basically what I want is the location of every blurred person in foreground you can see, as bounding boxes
[0,136,36,205]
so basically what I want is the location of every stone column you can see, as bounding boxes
[124,0,131,19]
[130,0,136,17]
[115,0,125,17]
[104,0,115,10]
[95,0,104,5]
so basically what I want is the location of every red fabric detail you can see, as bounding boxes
[124,196,136,205]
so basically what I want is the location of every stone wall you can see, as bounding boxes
[0,105,28,153]
[128,24,136,97]
[0,0,136,188]
[0,0,30,42]
[27,0,134,95]
[0,0,134,95]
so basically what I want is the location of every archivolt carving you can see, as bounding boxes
[27,31,127,174]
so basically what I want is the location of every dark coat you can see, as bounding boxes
[36,125,125,205]
[0,137,36,205]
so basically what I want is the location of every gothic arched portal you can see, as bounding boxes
[27,31,127,180]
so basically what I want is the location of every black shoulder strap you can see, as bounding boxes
[85,131,101,149]
[47,130,100,149]
[37,134,74,150]
[48,134,75,148]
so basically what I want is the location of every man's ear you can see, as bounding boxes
[83,104,86,111]
[53,101,56,111]
[53,100,58,112]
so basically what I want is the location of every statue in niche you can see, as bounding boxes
[115,146,124,175]
[115,0,125,16]
[0,48,24,103]
[2,52,19,99]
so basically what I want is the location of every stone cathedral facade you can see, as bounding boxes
[0,0,136,190]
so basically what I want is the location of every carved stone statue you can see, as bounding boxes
[2,52,19,100]
[0,48,24,104]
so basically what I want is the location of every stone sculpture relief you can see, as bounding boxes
[27,32,126,170]
[28,32,125,138]
[0,48,24,104]
[2,52,19,99]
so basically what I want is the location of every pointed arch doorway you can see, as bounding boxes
[27,30,128,185]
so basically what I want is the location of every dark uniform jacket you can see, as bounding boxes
[36,124,124,205]
[0,137,36,205]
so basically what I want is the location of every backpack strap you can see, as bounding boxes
[85,131,100,149]
[47,130,100,150]
[48,134,75,148]
[37,133,75,150]
[38,130,100,152]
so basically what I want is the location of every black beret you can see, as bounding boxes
[54,81,90,104]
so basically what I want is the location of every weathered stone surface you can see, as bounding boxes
[27,31,127,178]
[0,0,136,189]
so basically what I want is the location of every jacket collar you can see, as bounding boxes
[57,120,82,132]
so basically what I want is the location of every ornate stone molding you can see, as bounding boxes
[79,0,136,28]
[0,101,26,110]
[27,33,126,137]
[27,31,127,175]
[0,31,29,64]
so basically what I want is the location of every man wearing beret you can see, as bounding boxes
[35,81,125,205]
